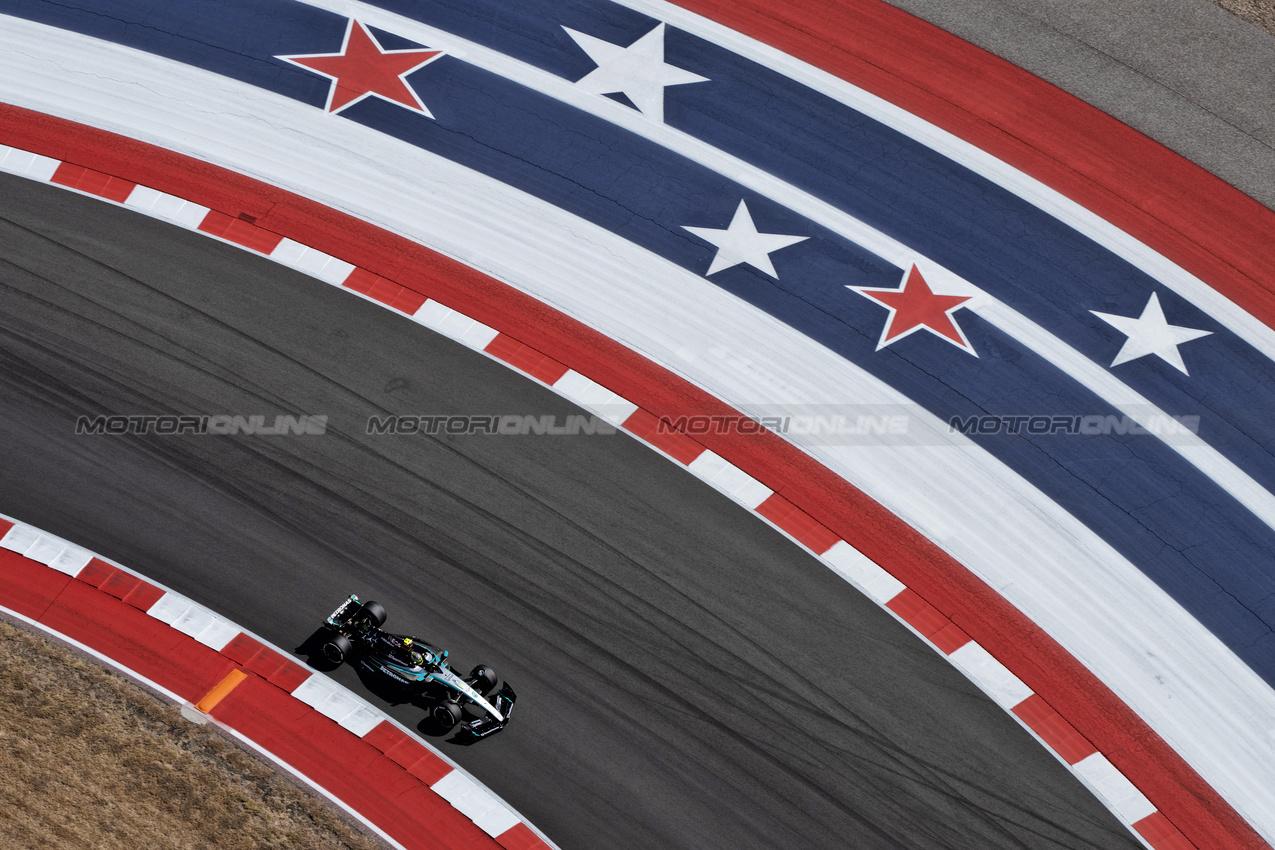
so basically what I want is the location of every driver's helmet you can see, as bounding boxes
[409,650,425,667]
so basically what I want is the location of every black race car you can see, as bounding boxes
[320,594,516,739]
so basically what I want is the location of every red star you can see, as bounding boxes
[851,265,977,355]
[279,20,442,116]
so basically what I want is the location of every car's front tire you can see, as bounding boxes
[322,633,353,665]
[466,665,498,697]
[429,701,463,734]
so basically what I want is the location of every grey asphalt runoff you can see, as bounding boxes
[884,0,1275,211]
[0,173,1144,849]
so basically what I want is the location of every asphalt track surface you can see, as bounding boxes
[0,171,1145,849]
[4,1,1271,848]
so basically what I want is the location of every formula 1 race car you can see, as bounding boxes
[320,595,516,739]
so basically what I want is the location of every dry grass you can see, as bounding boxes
[0,618,387,850]
[1213,0,1275,37]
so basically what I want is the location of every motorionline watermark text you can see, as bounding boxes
[655,413,909,437]
[366,414,616,436]
[948,413,1200,437]
[75,414,328,436]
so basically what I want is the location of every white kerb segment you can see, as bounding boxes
[147,592,238,651]
[431,770,506,826]
[472,803,523,838]
[0,145,60,180]
[687,450,773,508]
[340,705,385,737]
[820,540,905,603]
[0,523,42,555]
[270,238,357,285]
[414,299,501,347]
[0,523,93,576]
[47,545,94,577]
[289,675,384,736]
[551,370,641,426]
[123,184,210,228]
[949,642,1034,708]
[1073,753,1158,824]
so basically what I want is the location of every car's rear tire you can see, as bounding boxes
[322,633,353,665]
[430,701,463,734]
[466,665,498,697]
[358,600,387,627]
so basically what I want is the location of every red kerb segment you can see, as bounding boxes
[1134,812,1196,850]
[77,559,165,610]
[887,588,955,641]
[621,408,705,465]
[363,720,453,784]
[233,640,312,692]
[198,210,284,254]
[485,334,571,385]
[928,621,972,655]
[76,557,115,587]
[0,518,14,538]
[0,548,71,619]
[220,631,265,665]
[1012,694,1098,765]
[755,493,841,554]
[51,162,136,202]
[495,823,552,850]
[342,267,428,314]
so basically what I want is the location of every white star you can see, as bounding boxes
[683,200,808,278]
[1091,292,1212,375]
[564,23,708,123]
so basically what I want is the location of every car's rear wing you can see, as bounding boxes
[325,594,361,627]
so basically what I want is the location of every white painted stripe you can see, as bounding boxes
[686,450,772,508]
[949,642,1034,709]
[1073,753,1158,824]
[820,541,905,603]
[552,370,641,426]
[413,299,501,347]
